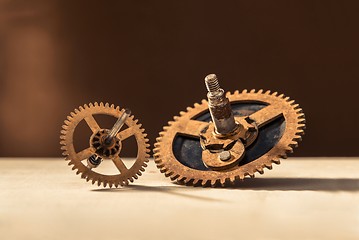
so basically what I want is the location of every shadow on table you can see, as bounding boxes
[92,185,226,202]
[229,178,359,192]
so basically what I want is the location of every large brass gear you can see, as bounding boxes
[60,102,150,187]
[154,89,305,187]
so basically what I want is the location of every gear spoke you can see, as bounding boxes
[74,147,94,161]
[116,127,135,141]
[248,105,283,128]
[112,156,128,173]
[178,119,208,138]
[84,115,100,133]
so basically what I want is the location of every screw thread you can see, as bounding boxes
[205,74,221,93]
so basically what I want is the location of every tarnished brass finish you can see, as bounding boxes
[154,89,305,187]
[60,102,150,187]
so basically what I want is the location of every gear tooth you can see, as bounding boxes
[81,172,87,179]
[153,153,160,158]
[105,102,109,108]
[210,179,218,186]
[292,104,300,109]
[278,93,284,98]
[288,100,295,105]
[250,89,256,93]
[92,179,96,184]
[285,146,293,154]
[88,103,94,107]
[234,90,240,95]
[123,179,129,185]
[156,162,165,168]
[85,177,90,182]
[257,167,264,174]
[79,106,84,111]
[109,104,114,108]
[289,141,298,148]
[180,111,186,116]
[60,146,67,150]
[133,175,139,180]
[66,116,73,121]
[225,91,231,97]
[297,113,305,119]
[257,89,264,94]
[60,140,66,146]
[61,125,68,131]
[163,126,170,131]
[67,161,74,166]
[164,171,173,177]
[264,90,271,95]
[220,178,227,186]
[173,116,180,121]
[159,131,166,137]
[284,96,290,101]
[229,176,236,183]
[201,99,208,104]
[186,107,192,112]
[272,91,278,96]
[170,174,180,181]
[192,179,200,185]
[64,120,70,126]
[242,89,248,94]
[74,108,80,113]
[272,158,281,164]
[194,102,201,108]
[177,176,186,182]
[128,178,134,183]
[108,182,113,188]
[200,179,209,186]
[60,135,66,140]
[137,171,142,176]
[264,163,273,170]
[249,173,255,178]
[70,111,76,117]
[93,102,99,106]
[114,182,119,188]
[84,104,89,109]
[97,180,101,187]
[62,151,68,156]
[76,170,81,175]
[103,181,108,187]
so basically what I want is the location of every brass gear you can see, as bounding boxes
[60,102,150,187]
[154,89,305,187]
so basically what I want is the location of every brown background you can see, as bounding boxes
[0,0,358,157]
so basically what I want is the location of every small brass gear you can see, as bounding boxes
[154,89,305,187]
[60,102,150,187]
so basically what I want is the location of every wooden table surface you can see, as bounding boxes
[1,158,359,240]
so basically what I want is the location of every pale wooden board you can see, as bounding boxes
[0,158,359,240]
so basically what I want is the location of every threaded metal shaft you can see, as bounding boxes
[205,74,221,93]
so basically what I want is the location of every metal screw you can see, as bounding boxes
[205,74,221,93]
[219,151,232,161]
[204,74,237,135]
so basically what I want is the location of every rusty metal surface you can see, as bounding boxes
[60,102,150,187]
[154,89,306,187]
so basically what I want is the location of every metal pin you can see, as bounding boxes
[105,109,131,144]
